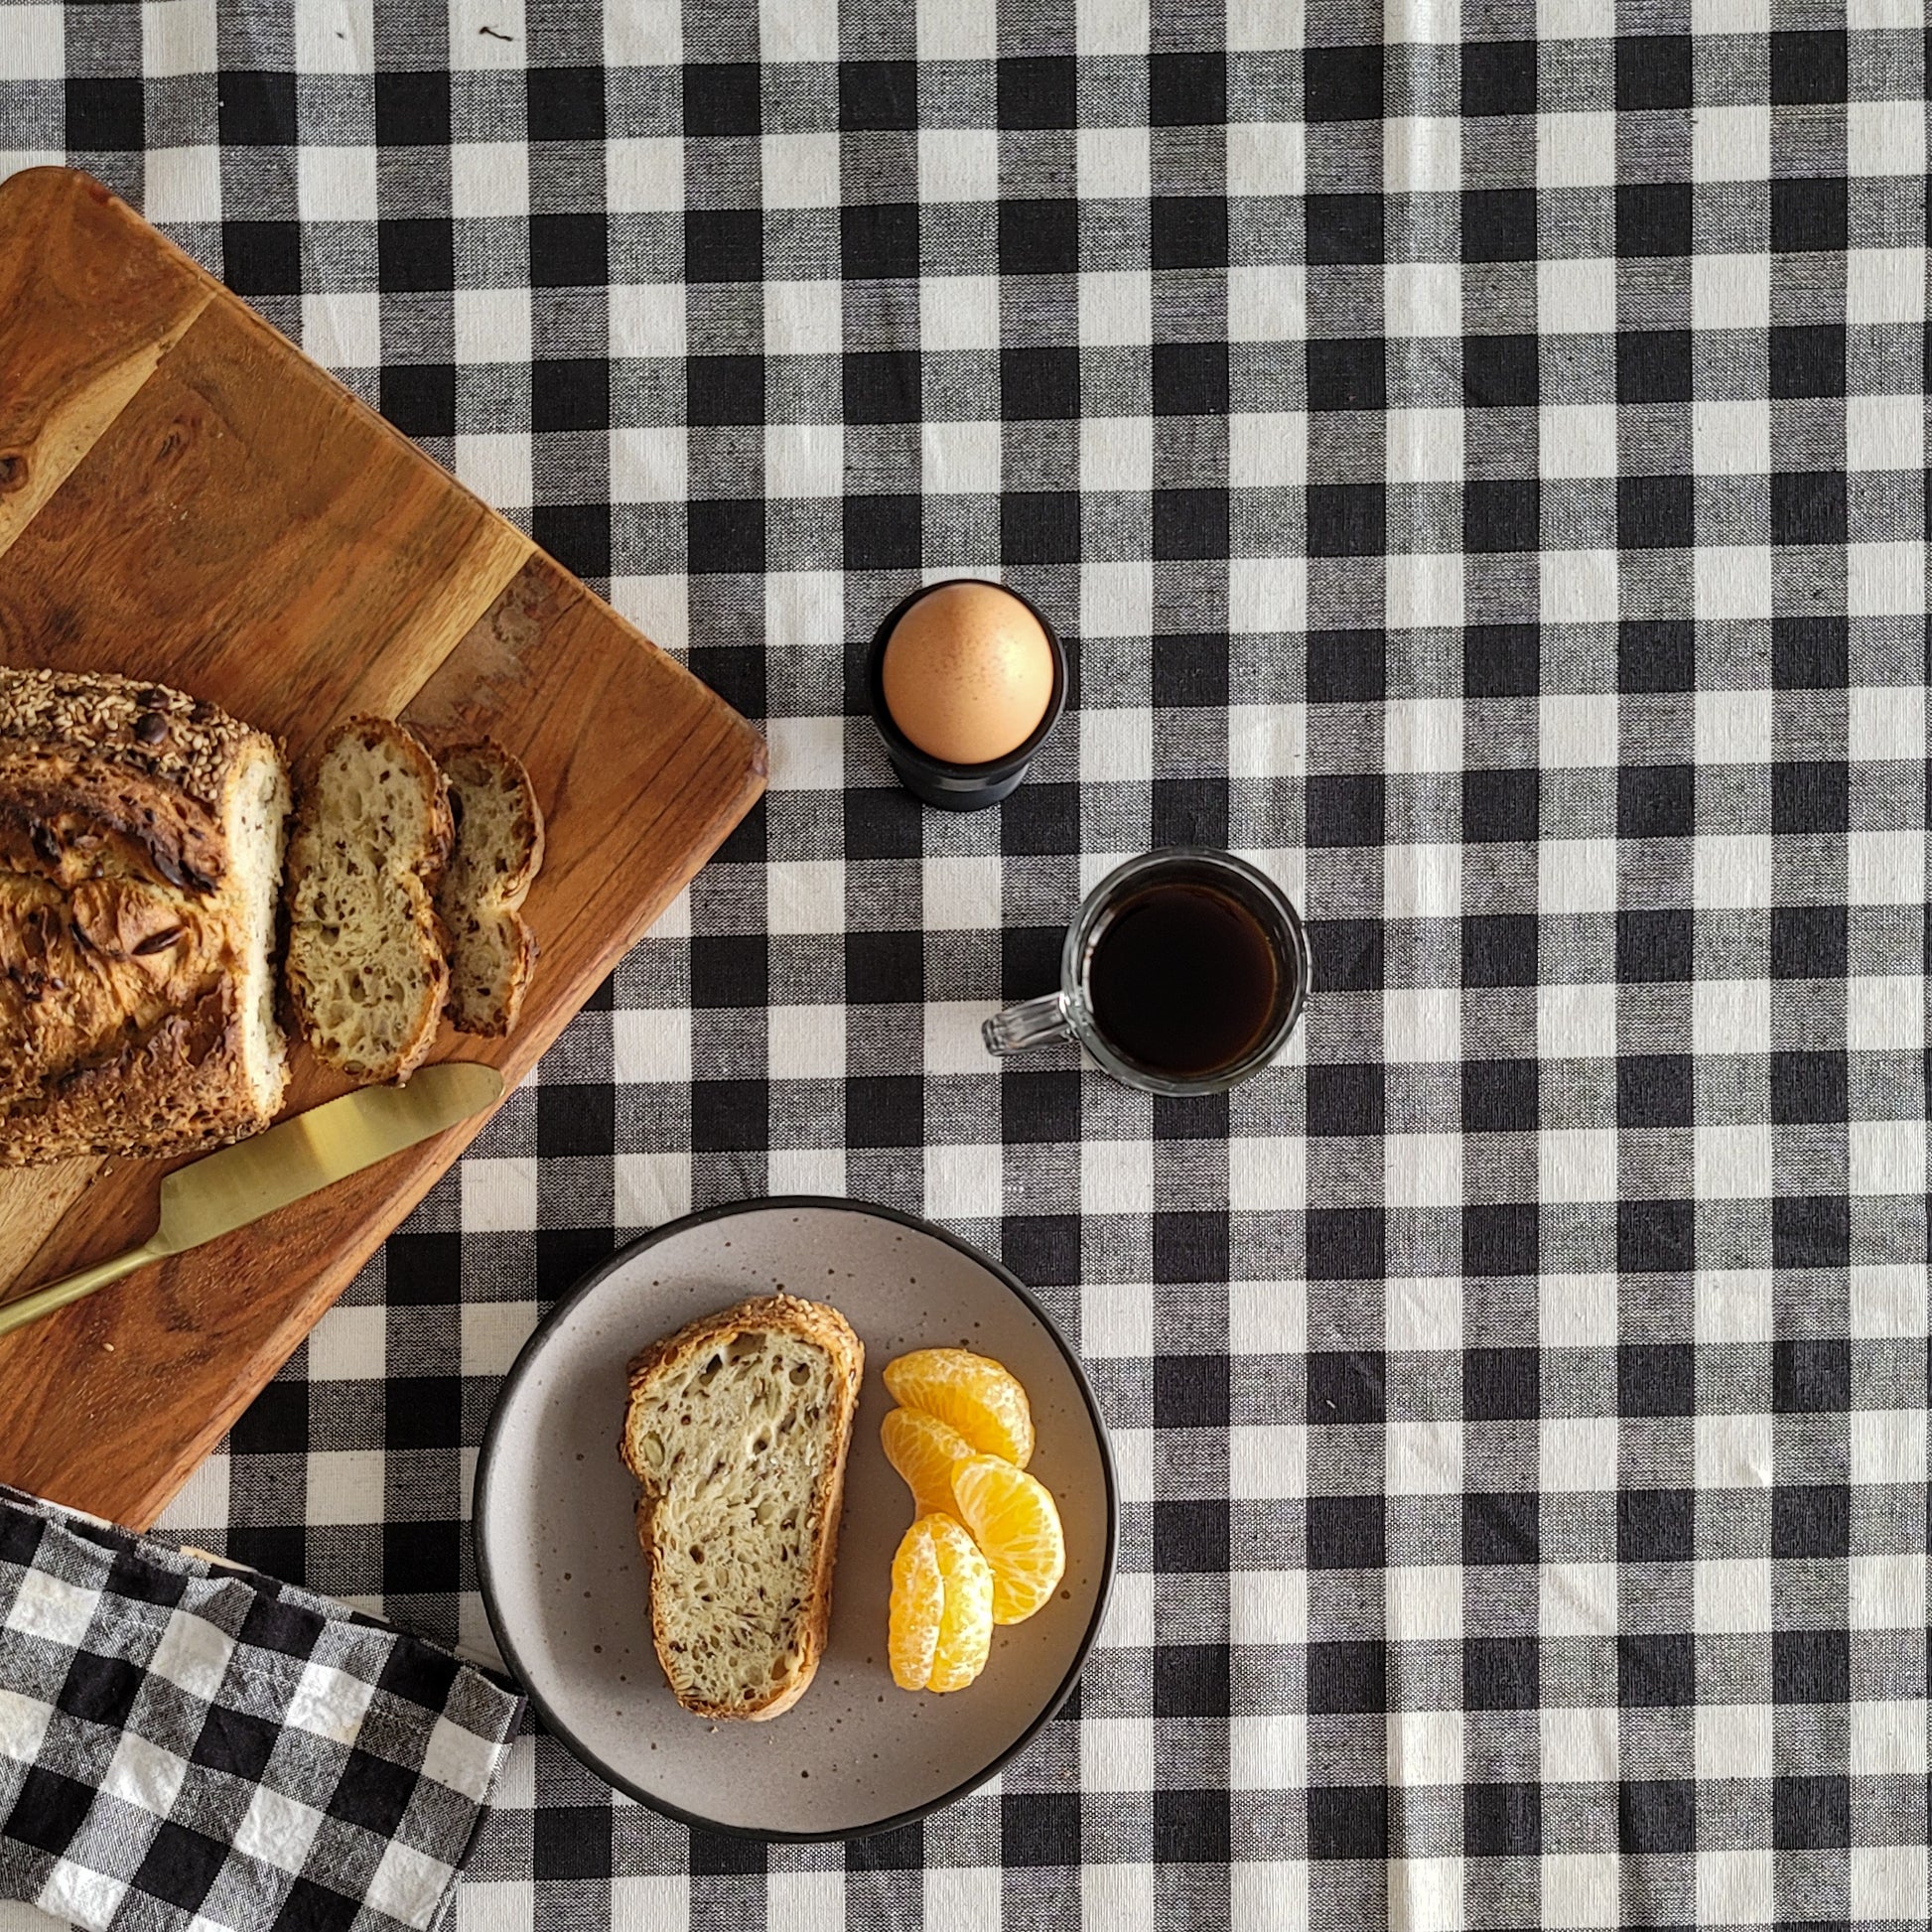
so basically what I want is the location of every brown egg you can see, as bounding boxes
[882,583,1055,766]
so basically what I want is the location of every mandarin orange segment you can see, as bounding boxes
[924,1515,996,1692]
[883,1348,1035,1468]
[882,1407,977,1520]
[888,1519,944,1691]
[950,1453,1066,1624]
[888,1514,995,1694]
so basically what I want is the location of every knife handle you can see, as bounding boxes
[0,1236,169,1343]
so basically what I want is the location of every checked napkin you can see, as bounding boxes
[0,1487,519,1932]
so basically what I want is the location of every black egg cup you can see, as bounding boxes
[865,579,1068,812]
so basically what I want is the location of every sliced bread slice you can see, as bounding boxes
[620,1295,864,1721]
[283,716,452,1083]
[434,740,543,1036]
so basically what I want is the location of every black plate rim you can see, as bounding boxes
[472,1193,1120,1844]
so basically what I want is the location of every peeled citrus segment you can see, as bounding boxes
[884,1348,1035,1468]
[888,1519,944,1691]
[950,1454,1066,1625]
[924,1515,995,1692]
[889,1514,995,1694]
[882,1407,977,1520]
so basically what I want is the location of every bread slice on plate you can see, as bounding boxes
[434,740,543,1036]
[283,716,452,1083]
[620,1295,864,1721]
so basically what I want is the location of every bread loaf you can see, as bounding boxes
[0,668,290,1166]
[620,1296,863,1721]
[283,717,452,1083]
[434,740,542,1036]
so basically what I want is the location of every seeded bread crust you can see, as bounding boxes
[621,1295,864,1722]
[433,739,542,1036]
[0,668,290,1166]
[0,667,269,893]
[283,716,453,1084]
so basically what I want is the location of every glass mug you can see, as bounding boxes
[983,848,1311,1095]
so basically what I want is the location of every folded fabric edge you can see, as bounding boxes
[1,1483,517,1684]
[0,1482,528,1932]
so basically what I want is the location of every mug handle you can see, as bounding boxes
[982,992,1073,1056]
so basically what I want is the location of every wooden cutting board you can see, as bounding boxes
[0,169,765,1529]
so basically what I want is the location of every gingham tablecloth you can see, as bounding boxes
[3,3,1928,1928]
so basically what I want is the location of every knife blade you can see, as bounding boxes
[0,1062,505,1342]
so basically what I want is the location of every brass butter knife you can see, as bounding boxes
[0,1062,505,1342]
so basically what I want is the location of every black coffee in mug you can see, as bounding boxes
[984,848,1310,1095]
[1087,882,1285,1077]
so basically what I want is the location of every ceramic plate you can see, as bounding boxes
[473,1197,1116,1840]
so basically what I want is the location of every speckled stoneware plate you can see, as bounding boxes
[473,1197,1116,1840]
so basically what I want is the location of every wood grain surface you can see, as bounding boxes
[0,170,765,1529]
[0,169,210,561]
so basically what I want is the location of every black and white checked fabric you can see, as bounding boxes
[3,1,1929,1927]
[0,1485,518,1932]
